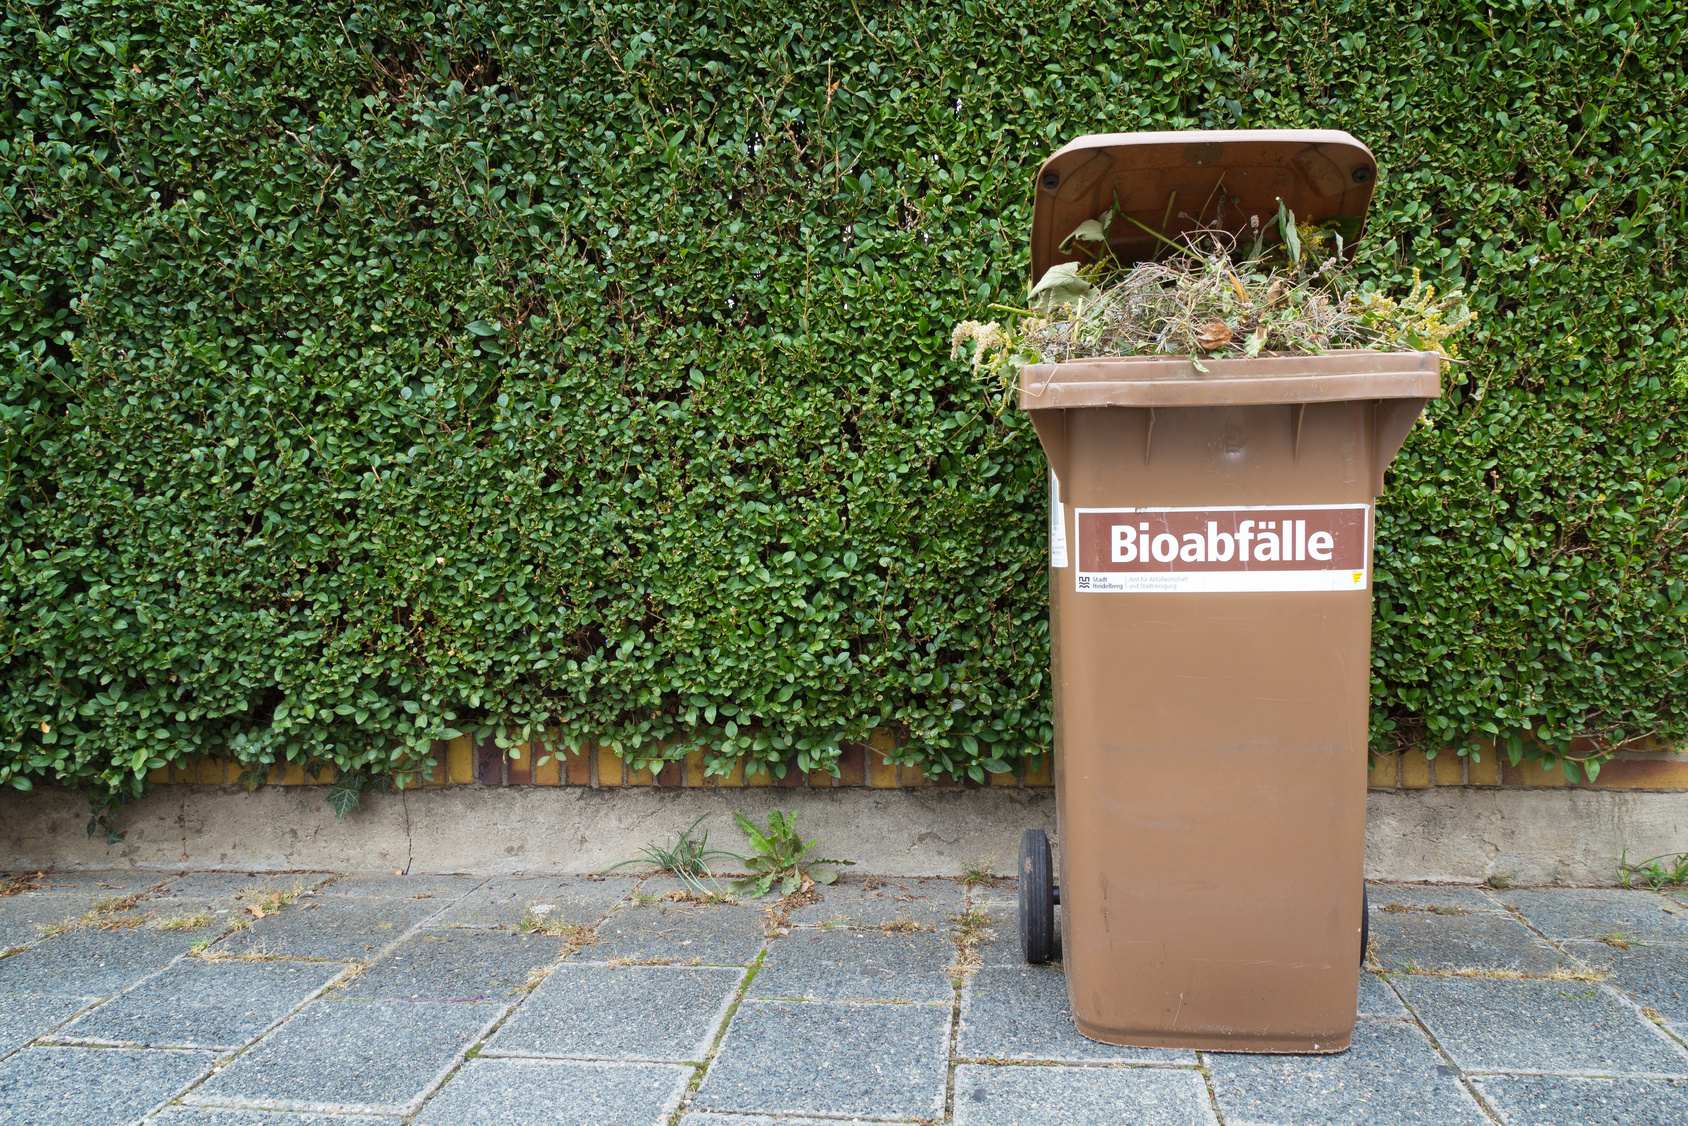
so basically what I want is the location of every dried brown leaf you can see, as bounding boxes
[1195,320,1233,350]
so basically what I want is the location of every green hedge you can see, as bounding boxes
[3,0,1685,801]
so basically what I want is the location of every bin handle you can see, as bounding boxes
[1373,397,1431,497]
[1029,408,1068,486]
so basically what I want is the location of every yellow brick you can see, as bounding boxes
[533,751,561,786]
[309,764,336,784]
[1368,753,1398,788]
[714,758,746,787]
[746,762,775,787]
[447,735,474,784]
[901,760,929,787]
[168,761,195,785]
[199,758,226,785]
[809,768,835,788]
[147,765,171,784]
[279,762,307,786]
[629,760,656,786]
[1502,757,1569,786]
[1467,752,1499,786]
[1432,752,1464,787]
[1399,750,1431,789]
[597,745,624,786]
[684,750,707,786]
[1023,756,1053,787]
[988,765,1019,787]
[868,752,898,788]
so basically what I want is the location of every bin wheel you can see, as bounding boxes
[1360,884,1370,967]
[1019,828,1056,965]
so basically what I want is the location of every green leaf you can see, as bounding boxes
[1057,207,1113,252]
[327,774,365,820]
[1027,263,1097,314]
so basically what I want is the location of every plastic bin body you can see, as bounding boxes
[1024,351,1439,1053]
[1016,128,1441,1052]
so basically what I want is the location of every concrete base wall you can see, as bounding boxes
[0,785,1058,880]
[3,785,1685,885]
[1363,787,1688,886]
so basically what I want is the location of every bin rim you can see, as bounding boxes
[1018,348,1442,411]
[1031,129,1378,282]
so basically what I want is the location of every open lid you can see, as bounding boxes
[1030,130,1378,282]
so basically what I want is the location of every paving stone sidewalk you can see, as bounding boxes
[1,870,1685,1124]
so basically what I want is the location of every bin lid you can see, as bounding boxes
[1030,130,1378,281]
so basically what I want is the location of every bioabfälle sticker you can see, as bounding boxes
[1072,504,1370,593]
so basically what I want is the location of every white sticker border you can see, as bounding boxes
[1049,471,1068,569]
[1071,503,1371,594]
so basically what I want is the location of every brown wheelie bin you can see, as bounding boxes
[1014,130,1441,1053]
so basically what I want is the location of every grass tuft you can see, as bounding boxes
[155,912,214,931]
[0,872,46,898]
[949,906,993,976]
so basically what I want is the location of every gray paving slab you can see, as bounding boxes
[0,925,196,996]
[155,872,331,903]
[1358,971,1410,1020]
[591,903,767,966]
[147,875,337,930]
[142,900,256,932]
[0,993,96,1057]
[1393,975,1688,1076]
[24,871,172,897]
[1370,910,1571,975]
[693,999,951,1118]
[786,876,965,928]
[637,876,745,902]
[749,927,954,1004]
[414,1057,691,1124]
[54,957,344,1049]
[1207,1019,1489,1125]
[188,999,501,1114]
[150,1110,401,1124]
[1368,883,1503,912]
[968,899,1061,968]
[0,895,98,949]
[484,963,741,1062]
[0,1044,215,1125]
[952,1063,1215,1126]
[960,966,1195,1064]
[213,895,443,960]
[1472,1075,1688,1125]
[330,929,564,1004]
[680,1117,885,1126]
[313,874,483,900]
[428,876,635,929]
[1499,888,1688,944]
[1561,940,1688,1036]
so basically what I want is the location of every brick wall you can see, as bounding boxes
[144,731,1055,791]
[1367,739,1688,791]
[147,734,1686,791]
